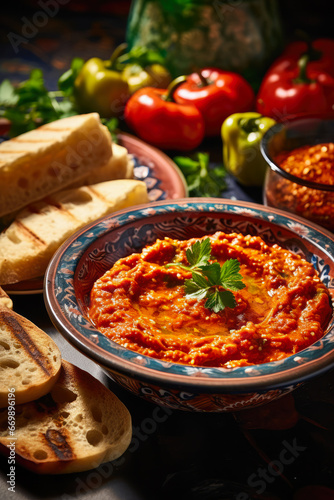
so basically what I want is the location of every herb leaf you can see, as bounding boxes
[201,262,221,285]
[0,69,79,137]
[122,46,166,67]
[184,272,210,297]
[165,237,211,272]
[174,152,227,197]
[185,237,211,268]
[219,259,246,291]
[205,289,237,313]
[58,57,84,96]
[167,238,245,313]
[0,80,18,106]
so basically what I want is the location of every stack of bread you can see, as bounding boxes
[0,291,132,474]
[0,112,149,286]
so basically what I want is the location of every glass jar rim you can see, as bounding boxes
[260,118,334,193]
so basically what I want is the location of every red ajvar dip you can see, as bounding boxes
[88,232,332,368]
[269,142,334,231]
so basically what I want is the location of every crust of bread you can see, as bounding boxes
[0,179,148,285]
[0,360,132,474]
[0,113,112,217]
[0,306,61,407]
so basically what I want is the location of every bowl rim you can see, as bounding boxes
[260,116,334,192]
[44,198,334,393]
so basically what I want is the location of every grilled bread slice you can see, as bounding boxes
[0,287,12,309]
[0,306,61,407]
[0,360,132,474]
[0,178,148,285]
[0,113,112,218]
[70,143,134,188]
[0,143,133,229]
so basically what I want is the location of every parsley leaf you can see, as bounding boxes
[58,57,84,97]
[219,259,246,291]
[167,238,245,313]
[0,80,18,107]
[205,289,237,313]
[174,152,227,197]
[165,237,211,272]
[184,272,210,298]
[116,45,167,68]
[185,237,211,268]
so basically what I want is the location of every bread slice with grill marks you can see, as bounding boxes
[0,306,61,407]
[0,178,148,285]
[0,113,112,218]
[69,143,134,188]
[0,360,132,474]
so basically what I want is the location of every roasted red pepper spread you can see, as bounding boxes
[88,232,332,368]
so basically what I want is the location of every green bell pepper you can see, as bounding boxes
[118,44,172,94]
[73,43,172,118]
[221,112,276,186]
[74,44,130,118]
[122,63,171,95]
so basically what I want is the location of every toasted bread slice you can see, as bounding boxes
[0,144,133,229]
[0,113,112,217]
[70,143,134,188]
[0,306,61,407]
[0,287,12,309]
[0,360,132,474]
[0,179,148,285]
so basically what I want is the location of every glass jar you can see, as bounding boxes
[261,115,334,233]
[126,0,283,88]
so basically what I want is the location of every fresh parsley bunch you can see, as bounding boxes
[167,238,245,313]
[0,62,119,139]
[0,68,78,137]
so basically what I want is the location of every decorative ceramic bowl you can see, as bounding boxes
[44,199,334,413]
[261,115,334,232]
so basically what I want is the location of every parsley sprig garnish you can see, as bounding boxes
[166,238,245,313]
